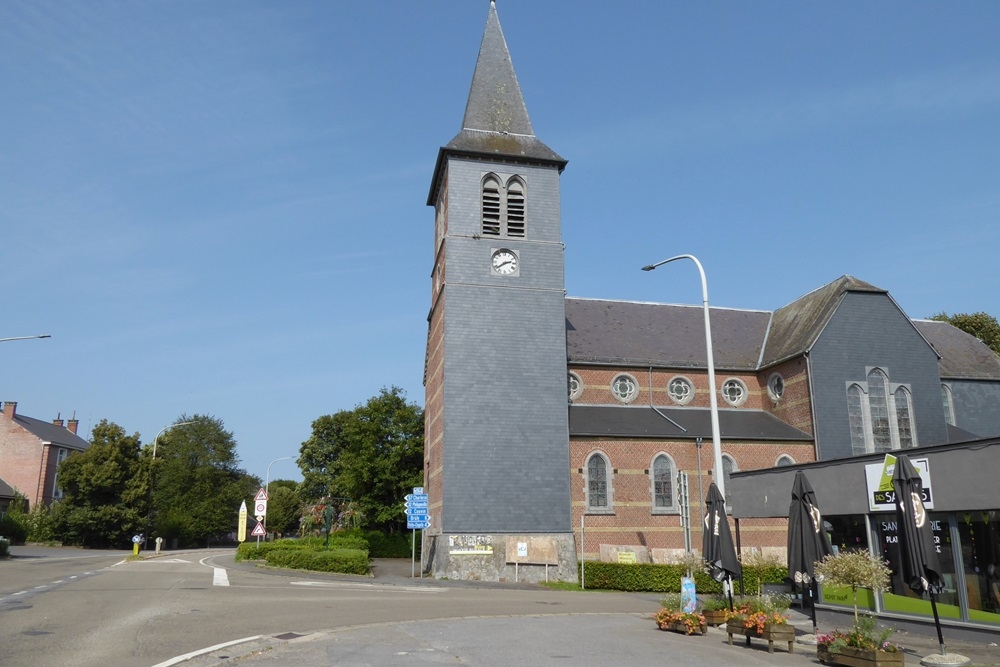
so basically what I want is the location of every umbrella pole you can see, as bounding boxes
[929,590,946,655]
[809,580,819,634]
[726,575,734,611]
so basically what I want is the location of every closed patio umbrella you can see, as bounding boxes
[892,454,946,654]
[703,482,740,608]
[787,470,833,633]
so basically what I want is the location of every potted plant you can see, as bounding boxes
[655,593,708,635]
[699,594,730,626]
[814,550,903,667]
[725,595,795,654]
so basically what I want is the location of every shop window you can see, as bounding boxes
[956,510,1000,623]
[878,512,961,619]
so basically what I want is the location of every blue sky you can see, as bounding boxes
[3,1,998,483]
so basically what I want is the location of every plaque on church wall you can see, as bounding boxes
[505,536,559,565]
[448,534,493,555]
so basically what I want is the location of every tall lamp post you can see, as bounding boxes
[0,334,52,343]
[264,456,295,538]
[147,420,195,545]
[642,254,726,501]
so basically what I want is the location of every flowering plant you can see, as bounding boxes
[655,608,707,635]
[816,615,901,654]
[724,596,789,633]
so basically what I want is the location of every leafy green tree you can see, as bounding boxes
[299,387,424,533]
[152,415,259,547]
[930,311,1000,356]
[51,420,148,547]
[265,481,302,536]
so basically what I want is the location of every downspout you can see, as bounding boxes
[648,367,686,433]
[805,351,820,460]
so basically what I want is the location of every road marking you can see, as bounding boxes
[213,568,230,587]
[290,581,446,593]
[148,635,263,667]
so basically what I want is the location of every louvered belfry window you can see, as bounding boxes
[481,174,525,237]
[481,176,502,235]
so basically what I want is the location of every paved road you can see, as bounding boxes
[4,547,999,667]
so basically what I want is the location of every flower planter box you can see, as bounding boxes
[659,620,708,635]
[726,620,795,654]
[702,609,728,626]
[817,645,904,667]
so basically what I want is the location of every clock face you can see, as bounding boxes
[491,249,518,276]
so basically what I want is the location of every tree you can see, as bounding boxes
[930,311,1000,356]
[299,387,424,533]
[51,420,148,548]
[152,415,259,547]
[265,480,302,536]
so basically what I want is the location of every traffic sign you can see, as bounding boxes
[405,499,428,510]
[405,513,430,523]
[254,487,268,502]
[407,519,430,530]
[251,521,266,537]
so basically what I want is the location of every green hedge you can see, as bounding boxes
[580,562,788,593]
[0,514,27,545]
[235,535,369,562]
[0,536,10,558]
[265,548,370,575]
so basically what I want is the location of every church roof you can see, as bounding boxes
[759,275,885,367]
[913,319,1000,380]
[569,404,812,441]
[428,1,564,205]
[565,297,769,371]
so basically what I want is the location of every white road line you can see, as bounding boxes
[290,581,446,593]
[148,635,263,667]
[212,567,230,587]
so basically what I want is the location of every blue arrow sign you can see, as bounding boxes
[405,513,430,523]
[407,519,430,530]
[405,500,428,510]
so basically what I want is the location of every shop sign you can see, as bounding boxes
[864,454,934,512]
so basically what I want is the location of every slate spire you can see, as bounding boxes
[461,0,534,136]
[428,1,565,204]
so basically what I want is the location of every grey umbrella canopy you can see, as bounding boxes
[892,455,942,593]
[892,454,947,655]
[787,470,833,589]
[702,482,741,582]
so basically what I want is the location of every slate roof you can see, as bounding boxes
[569,405,812,441]
[0,475,15,499]
[565,298,769,371]
[13,415,89,451]
[760,275,885,366]
[566,276,991,382]
[912,319,1000,380]
[427,1,564,204]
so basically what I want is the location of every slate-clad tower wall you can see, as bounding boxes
[422,1,576,581]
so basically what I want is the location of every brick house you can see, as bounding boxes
[0,401,90,510]
[421,2,1000,580]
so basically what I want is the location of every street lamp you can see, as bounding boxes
[151,421,195,460]
[265,456,294,497]
[642,254,726,501]
[0,334,51,343]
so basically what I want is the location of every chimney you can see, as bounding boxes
[67,419,79,435]
[2,401,16,419]
[53,413,65,428]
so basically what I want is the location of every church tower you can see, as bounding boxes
[423,1,576,581]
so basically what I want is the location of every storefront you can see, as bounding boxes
[729,437,1000,640]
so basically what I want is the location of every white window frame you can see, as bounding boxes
[610,373,639,404]
[585,452,614,514]
[52,447,69,499]
[941,383,955,426]
[775,454,795,467]
[667,376,694,405]
[650,453,678,514]
[767,373,785,401]
[845,367,918,455]
[568,372,583,402]
[721,378,748,407]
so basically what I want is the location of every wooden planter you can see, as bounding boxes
[660,621,707,636]
[726,620,795,654]
[702,609,728,626]
[817,645,904,667]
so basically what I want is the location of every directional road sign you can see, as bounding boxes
[407,518,431,530]
[405,513,430,523]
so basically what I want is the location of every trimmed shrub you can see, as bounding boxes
[0,514,27,545]
[580,561,788,594]
[235,535,370,562]
[0,536,10,558]
[265,548,370,575]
